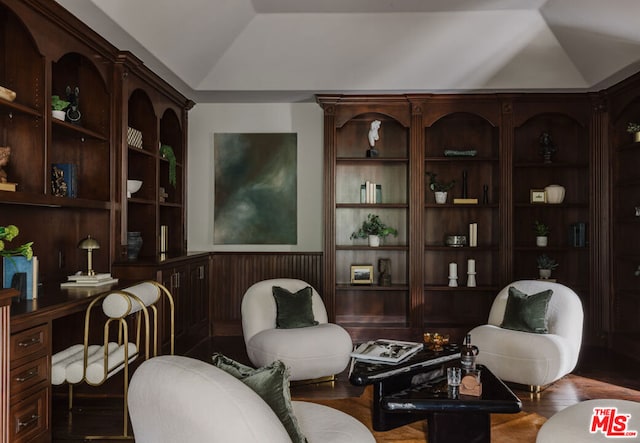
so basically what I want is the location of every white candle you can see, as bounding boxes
[467,259,476,273]
[449,262,458,278]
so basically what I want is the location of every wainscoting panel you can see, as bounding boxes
[209,252,323,336]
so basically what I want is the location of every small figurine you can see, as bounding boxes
[539,132,557,163]
[51,165,68,197]
[65,86,81,123]
[378,258,391,286]
[367,120,381,157]
[0,146,9,183]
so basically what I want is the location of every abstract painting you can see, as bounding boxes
[214,133,297,244]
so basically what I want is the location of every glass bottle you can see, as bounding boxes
[460,334,479,372]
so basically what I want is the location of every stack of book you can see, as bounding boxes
[60,273,118,288]
[360,181,382,203]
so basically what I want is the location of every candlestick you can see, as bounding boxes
[467,258,476,287]
[467,259,475,273]
[448,262,458,287]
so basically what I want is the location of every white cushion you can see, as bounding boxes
[537,399,640,442]
[247,323,352,381]
[293,401,375,443]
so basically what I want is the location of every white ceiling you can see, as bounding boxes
[56,0,640,103]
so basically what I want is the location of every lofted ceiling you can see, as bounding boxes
[56,0,640,103]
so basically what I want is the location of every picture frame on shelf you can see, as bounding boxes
[530,189,546,204]
[351,264,374,285]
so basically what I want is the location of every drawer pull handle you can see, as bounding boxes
[15,368,38,383]
[17,337,41,348]
[17,414,39,429]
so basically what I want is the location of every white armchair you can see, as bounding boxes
[468,280,583,390]
[128,356,375,443]
[241,278,352,381]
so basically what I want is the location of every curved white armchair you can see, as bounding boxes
[468,280,583,390]
[128,356,375,443]
[241,278,352,381]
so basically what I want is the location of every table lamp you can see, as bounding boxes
[78,235,100,276]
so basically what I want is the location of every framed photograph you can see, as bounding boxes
[351,265,374,284]
[530,189,546,204]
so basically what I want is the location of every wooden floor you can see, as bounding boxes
[52,336,640,441]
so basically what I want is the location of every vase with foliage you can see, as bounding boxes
[533,220,550,247]
[350,213,398,247]
[0,225,33,259]
[51,95,70,121]
[627,122,640,142]
[537,253,558,279]
[160,144,176,187]
[426,172,455,204]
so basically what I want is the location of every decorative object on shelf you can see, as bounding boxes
[426,171,455,204]
[350,213,397,247]
[467,258,477,287]
[51,163,77,198]
[444,148,477,157]
[160,225,169,253]
[51,95,70,121]
[482,184,489,204]
[445,234,467,247]
[469,223,478,247]
[0,85,16,102]
[366,120,381,158]
[1,225,36,301]
[65,86,81,123]
[0,225,33,260]
[378,258,391,286]
[127,126,144,149]
[539,132,557,163]
[160,144,177,187]
[534,220,550,247]
[78,235,100,276]
[423,332,449,351]
[0,146,17,191]
[626,122,640,142]
[530,189,546,203]
[544,184,565,204]
[159,186,168,203]
[350,264,373,285]
[448,262,458,287]
[635,206,640,217]
[537,253,558,279]
[127,232,143,260]
[635,265,640,277]
[127,179,143,198]
[360,181,382,203]
[461,170,468,198]
[569,222,587,247]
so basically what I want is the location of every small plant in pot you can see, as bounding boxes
[533,220,550,247]
[627,122,640,142]
[350,213,397,247]
[537,253,558,279]
[51,95,70,121]
[426,172,455,204]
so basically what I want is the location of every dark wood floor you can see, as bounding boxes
[52,336,640,441]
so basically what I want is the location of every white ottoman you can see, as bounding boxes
[246,323,352,381]
[537,399,640,442]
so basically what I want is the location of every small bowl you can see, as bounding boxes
[127,179,142,198]
[445,235,467,247]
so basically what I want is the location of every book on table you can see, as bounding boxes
[350,339,424,364]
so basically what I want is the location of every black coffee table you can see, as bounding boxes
[350,349,521,443]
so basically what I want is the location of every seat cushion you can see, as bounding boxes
[293,401,375,443]
[247,323,352,381]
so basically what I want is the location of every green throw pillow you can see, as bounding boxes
[272,286,319,329]
[500,286,553,333]
[211,353,307,443]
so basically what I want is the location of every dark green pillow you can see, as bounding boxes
[272,286,319,329]
[500,286,553,333]
[211,353,307,443]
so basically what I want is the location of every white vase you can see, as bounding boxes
[536,236,548,247]
[434,191,448,204]
[52,110,66,121]
[545,185,565,204]
[539,269,552,279]
[368,235,380,247]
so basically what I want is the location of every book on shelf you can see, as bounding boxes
[350,339,423,364]
[0,182,17,192]
[60,277,118,288]
[453,198,478,204]
[360,181,382,204]
[66,273,114,282]
[51,163,77,198]
[3,255,38,300]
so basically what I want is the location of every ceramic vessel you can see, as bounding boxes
[368,235,380,247]
[539,269,552,279]
[127,179,143,198]
[52,110,66,121]
[536,236,548,247]
[435,191,448,204]
[545,184,565,204]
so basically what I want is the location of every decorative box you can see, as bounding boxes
[127,126,143,149]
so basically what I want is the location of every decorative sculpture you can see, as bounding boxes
[367,120,381,157]
[65,86,81,123]
[0,146,9,183]
[539,132,557,163]
[378,258,391,286]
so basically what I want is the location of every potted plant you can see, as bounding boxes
[350,213,397,247]
[533,220,550,247]
[426,172,455,204]
[537,253,558,279]
[159,144,177,187]
[0,224,33,259]
[627,122,640,142]
[51,95,70,121]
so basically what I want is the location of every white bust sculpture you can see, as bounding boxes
[368,120,381,147]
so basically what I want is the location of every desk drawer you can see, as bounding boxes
[11,324,48,362]
[10,355,49,399]
[9,387,49,443]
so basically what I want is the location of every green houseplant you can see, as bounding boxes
[537,253,558,279]
[533,220,550,247]
[51,95,70,121]
[0,225,33,259]
[159,144,177,187]
[350,213,397,247]
[426,172,455,204]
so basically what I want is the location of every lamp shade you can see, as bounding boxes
[78,235,100,250]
